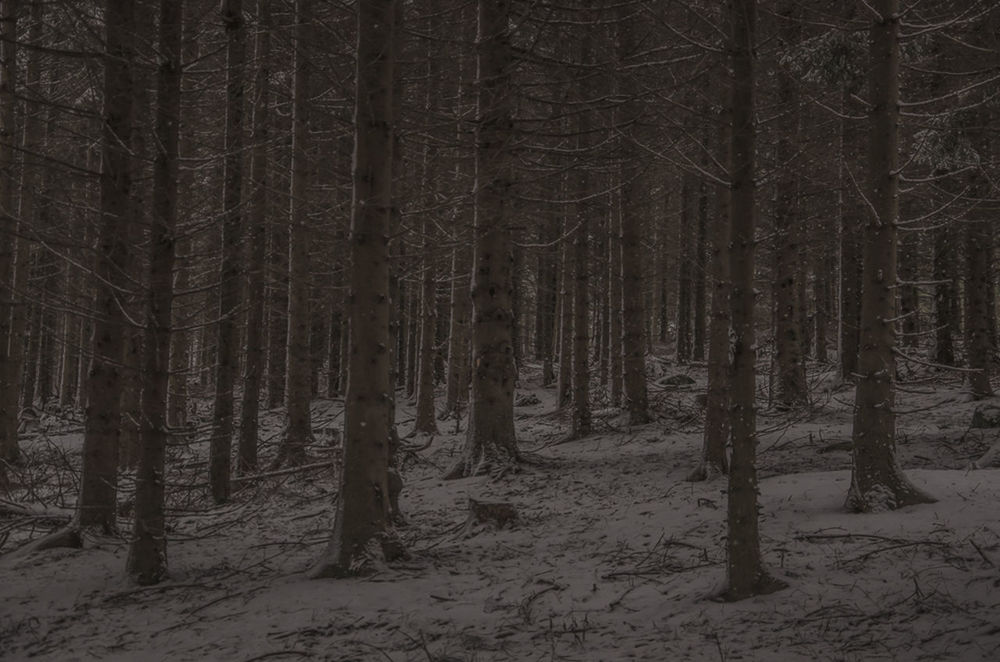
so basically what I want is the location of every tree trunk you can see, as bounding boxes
[210,0,246,503]
[127,0,183,585]
[278,0,314,468]
[1,0,24,465]
[932,223,955,365]
[772,9,807,408]
[556,211,573,409]
[723,0,783,601]
[312,0,400,577]
[676,175,693,363]
[691,124,731,482]
[617,10,649,423]
[238,0,271,474]
[965,211,994,398]
[609,191,623,407]
[77,0,137,532]
[692,180,708,362]
[847,0,934,512]
[444,0,519,479]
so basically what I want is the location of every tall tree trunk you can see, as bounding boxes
[692,180,708,362]
[609,191,623,407]
[691,123,731,481]
[617,10,649,423]
[77,0,137,532]
[932,223,955,365]
[772,6,807,407]
[847,0,934,512]
[965,211,994,398]
[1,0,24,465]
[723,0,783,601]
[676,175,693,363]
[210,0,246,503]
[312,0,401,577]
[238,0,271,473]
[556,211,573,409]
[127,0,183,585]
[444,0,519,479]
[277,0,314,467]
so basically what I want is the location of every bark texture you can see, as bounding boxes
[847,0,935,512]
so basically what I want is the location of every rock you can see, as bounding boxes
[971,404,1000,429]
[657,374,696,387]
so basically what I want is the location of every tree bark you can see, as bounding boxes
[616,9,649,425]
[312,0,400,577]
[723,0,784,601]
[210,0,246,503]
[238,0,271,474]
[127,0,183,585]
[444,0,519,479]
[0,0,23,465]
[278,0,314,467]
[847,0,934,512]
[77,0,137,532]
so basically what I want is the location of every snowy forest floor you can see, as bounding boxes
[3,357,1000,661]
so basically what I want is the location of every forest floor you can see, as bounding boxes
[3,356,1000,661]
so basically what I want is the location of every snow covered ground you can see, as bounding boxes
[2,364,1000,661]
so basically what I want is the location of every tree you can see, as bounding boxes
[444,0,519,479]
[209,0,246,503]
[62,0,137,536]
[616,6,650,426]
[723,0,784,601]
[312,0,401,578]
[0,0,20,469]
[277,0,315,467]
[127,0,184,585]
[846,0,935,513]
[237,0,272,474]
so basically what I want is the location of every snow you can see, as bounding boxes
[2,364,1000,661]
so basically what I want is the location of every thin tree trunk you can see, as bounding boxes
[277,0,314,468]
[238,0,271,473]
[210,0,246,503]
[609,190,623,408]
[676,175,693,363]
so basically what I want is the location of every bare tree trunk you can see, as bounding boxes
[691,127,731,481]
[312,0,400,577]
[77,0,137,532]
[676,175,693,363]
[444,0,519,479]
[847,0,934,512]
[443,245,472,419]
[723,0,784,601]
[932,223,955,365]
[556,212,573,409]
[277,0,314,467]
[692,180,708,362]
[238,0,271,473]
[772,7,807,408]
[609,191,623,408]
[965,212,994,398]
[210,0,246,503]
[1,0,24,465]
[127,0,183,585]
[413,215,439,434]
